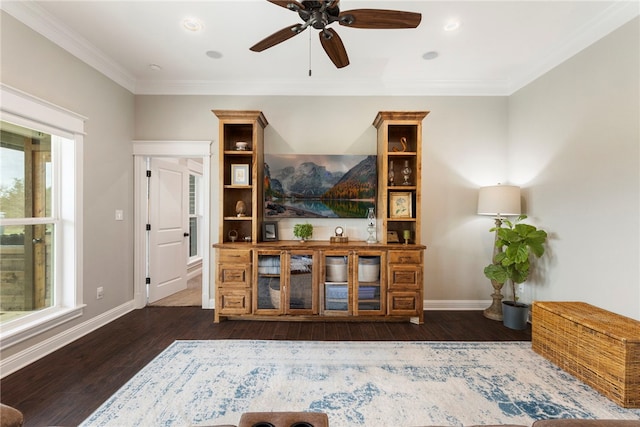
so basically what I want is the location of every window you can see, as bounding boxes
[188,172,202,261]
[0,85,85,350]
[0,123,55,321]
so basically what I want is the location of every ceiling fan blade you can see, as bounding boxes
[319,28,349,68]
[339,9,422,29]
[267,0,305,11]
[250,24,305,52]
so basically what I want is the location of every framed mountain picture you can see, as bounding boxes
[264,154,377,218]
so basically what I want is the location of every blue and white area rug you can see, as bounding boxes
[81,340,640,427]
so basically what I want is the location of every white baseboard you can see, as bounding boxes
[187,264,202,280]
[424,300,492,310]
[0,300,136,378]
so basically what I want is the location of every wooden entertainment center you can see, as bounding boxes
[212,110,429,323]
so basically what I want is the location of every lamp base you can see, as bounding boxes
[483,283,504,321]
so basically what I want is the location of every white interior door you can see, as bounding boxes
[148,159,189,303]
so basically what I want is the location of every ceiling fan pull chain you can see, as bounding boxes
[308,29,312,77]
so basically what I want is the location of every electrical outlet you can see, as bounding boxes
[97,286,104,299]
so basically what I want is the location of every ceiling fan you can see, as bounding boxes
[250,0,422,69]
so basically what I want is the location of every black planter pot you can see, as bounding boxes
[502,301,530,330]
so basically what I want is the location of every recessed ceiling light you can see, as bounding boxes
[444,20,460,32]
[422,51,438,60]
[206,50,223,59]
[182,17,203,32]
[149,64,162,71]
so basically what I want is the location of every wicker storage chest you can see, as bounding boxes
[532,301,640,408]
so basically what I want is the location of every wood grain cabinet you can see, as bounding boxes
[215,248,252,322]
[387,249,424,323]
[374,111,429,245]
[213,111,427,324]
[212,110,268,244]
[214,243,424,323]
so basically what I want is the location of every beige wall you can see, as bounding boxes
[135,95,509,304]
[508,17,640,319]
[1,12,135,358]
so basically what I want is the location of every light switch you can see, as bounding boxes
[115,210,124,221]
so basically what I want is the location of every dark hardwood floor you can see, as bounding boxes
[1,307,531,427]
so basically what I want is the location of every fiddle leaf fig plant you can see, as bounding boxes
[483,215,548,305]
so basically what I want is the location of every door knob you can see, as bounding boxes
[183,232,190,237]
[32,238,42,244]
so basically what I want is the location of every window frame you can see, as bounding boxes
[0,84,86,350]
[187,160,203,264]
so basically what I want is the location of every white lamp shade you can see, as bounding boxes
[477,185,521,216]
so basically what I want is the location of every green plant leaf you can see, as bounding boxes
[529,242,545,257]
[494,252,507,263]
[500,228,522,243]
[484,264,507,283]
[514,223,536,237]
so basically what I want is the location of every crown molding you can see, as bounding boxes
[1,1,137,93]
[134,78,511,97]
[507,1,639,94]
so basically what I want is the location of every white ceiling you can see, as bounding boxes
[2,1,638,96]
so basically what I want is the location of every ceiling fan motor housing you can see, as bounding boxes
[298,1,340,30]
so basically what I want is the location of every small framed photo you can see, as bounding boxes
[389,192,412,218]
[262,221,279,241]
[231,164,249,186]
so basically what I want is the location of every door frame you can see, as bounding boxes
[133,140,214,309]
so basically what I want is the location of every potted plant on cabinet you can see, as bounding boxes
[483,215,548,330]
[293,223,313,242]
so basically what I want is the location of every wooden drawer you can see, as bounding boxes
[218,264,251,287]
[388,250,422,264]
[218,289,251,315]
[387,291,420,316]
[388,264,421,290]
[218,249,252,264]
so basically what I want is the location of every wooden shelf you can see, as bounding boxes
[224,185,253,189]
[374,111,428,245]
[223,150,254,155]
[214,110,268,244]
[387,151,418,156]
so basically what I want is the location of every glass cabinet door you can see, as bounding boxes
[255,250,316,315]
[286,251,315,314]
[354,251,385,316]
[322,252,351,315]
[255,250,282,313]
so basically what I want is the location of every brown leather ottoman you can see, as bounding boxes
[238,412,329,427]
[0,404,24,427]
